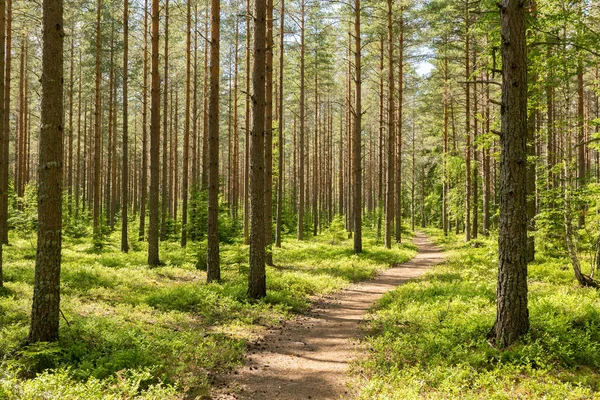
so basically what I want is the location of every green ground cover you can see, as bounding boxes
[0,224,415,399]
[355,229,600,399]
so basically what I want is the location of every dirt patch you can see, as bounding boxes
[213,232,445,399]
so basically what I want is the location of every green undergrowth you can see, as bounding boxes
[355,228,600,399]
[0,224,415,399]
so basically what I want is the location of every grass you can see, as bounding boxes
[0,223,416,399]
[354,228,600,399]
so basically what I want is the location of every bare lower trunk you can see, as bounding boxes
[29,0,63,343]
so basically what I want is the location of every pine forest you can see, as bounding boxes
[1,0,600,398]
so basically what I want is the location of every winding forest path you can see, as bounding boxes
[215,232,445,399]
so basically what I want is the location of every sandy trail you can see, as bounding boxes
[214,232,445,399]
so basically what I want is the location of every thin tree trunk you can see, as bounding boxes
[148,0,161,266]
[0,0,10,245]
[353,0,362,253]
[207,0,221,282]
[181,0,191,247]
[121,0,129,252]
[395,11,404,243]
[93,0,102,236]
[275,0,284,248]
[139,0,149,241]
[265,0,274,264]
[464,3,471,242]
[385,0,394,249]
[297,0,305,241]
[161,0,169,241]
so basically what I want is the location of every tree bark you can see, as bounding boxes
[297,0,305,241]
[249,0,267,299]
[148,0,161,266]
[181,0,191,247]
[385,0,394,249]
[139,0,149,241]
[495,0,529,348]
[121,0,129,252]
[275,0,284,248]
[93,0,101,237]
[29,0,63,343]
[161,0,169,241]
[265,0,274,264]
[207,0,221,282]
[353,0,362,254]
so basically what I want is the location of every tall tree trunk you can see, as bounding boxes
[353,0,362,254]
[384,0,394,249]
[181,0,191,247]
[472,52,479,239]
[376,37,383,243]
[232,8,239,220]
[464,3,471,242]
[161,0,169,241]
[93,0,102,237]
[207,0,221,282]
[202,8,209,189]
[275,0,284,248]
[139,0,149,241]
[249,0,267,299]
[395,10,404,243]
[148,0,161,266]
[121,0,129,252]
[243,0,251,244]
[442,47,449,235]
[75,52,82,216]
[0,0,9,246]
[577,56,585,228]
[297,0,305,241]
[67,29,73,215]
[29,0,63,343]
[495,0,529,348]
[264,0,274,264]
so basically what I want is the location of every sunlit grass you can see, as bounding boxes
[0,221,416,398]
[355,228,600,399]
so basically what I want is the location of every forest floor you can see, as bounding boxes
[213,232,445,399]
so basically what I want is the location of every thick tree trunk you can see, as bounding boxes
[29,0,63,343]
[207,0,220,282]
[249,0,267,299]
[495,0,529,348]
[248,0,267,299]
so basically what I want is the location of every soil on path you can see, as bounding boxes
[214,232,445,400]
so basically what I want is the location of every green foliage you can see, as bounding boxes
[327,215,346,244]
[8,183,38,239]
[1,220,415,398]
[355,229,600,399]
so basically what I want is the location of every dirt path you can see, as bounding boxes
[214,232,445,400]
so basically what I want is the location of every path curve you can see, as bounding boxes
[214,232,445,399]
